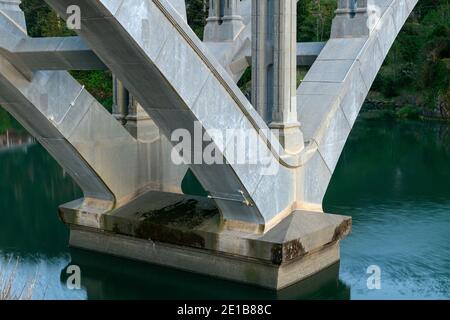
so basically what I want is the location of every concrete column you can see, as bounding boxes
[251,0,271,122]
[125,97,141,137]
[112,76,129,124]
[270,0,303,154]
[0,0,26,29]
[125,98,159,142]
[204,0,244,42]
[204,0,221,41]
[331,0,369,38]
[336,0,367,15]
[252,0,304,154]
[221,0,244,40]
[113,78,157,142]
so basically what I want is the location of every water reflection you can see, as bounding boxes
[0,140,82,299]
[0,130,35,151]
[0,118,449,299]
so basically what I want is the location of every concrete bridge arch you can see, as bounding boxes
[0,0,419,289]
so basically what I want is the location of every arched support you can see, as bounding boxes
[0,7,187,220]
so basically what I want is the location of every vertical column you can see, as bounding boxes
[125,97,139,136]
[270,0,303,154]
[221,0,244,40]
[336,0,367,15]
[204,0,244,42]
[112,76,129,125]
[113,78,157,141]
[204,0,221,41]
[252,0,304,154]
[0,0,26,29]
[125,98,159,142]
[251,0,270,121]
[331,0,369,38]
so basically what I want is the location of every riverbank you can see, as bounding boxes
[361,96,450,122]
[359,100,450,124]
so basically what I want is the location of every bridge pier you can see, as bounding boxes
[60,191,351,290]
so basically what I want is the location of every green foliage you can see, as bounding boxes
[0,108,25,134]
[297,0,336,42]
[20,0,75,37]
[186,0,208,39]
[70,71,113,110]
[396,105,421,119]
[373,2,450,114]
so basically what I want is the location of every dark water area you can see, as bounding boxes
[0,118,449,300]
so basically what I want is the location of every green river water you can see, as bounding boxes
[0,118,449,299]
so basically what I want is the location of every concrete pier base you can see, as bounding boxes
[60,192,351,290]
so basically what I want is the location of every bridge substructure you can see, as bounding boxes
[0,0,417,289]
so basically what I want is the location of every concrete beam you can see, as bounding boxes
[296,42,326,66]
[237,42,326,70]
[10,36,106,71]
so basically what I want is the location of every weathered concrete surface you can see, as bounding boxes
[60,191,351,290]
[296,0,419,211]
[70,228,341,290]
